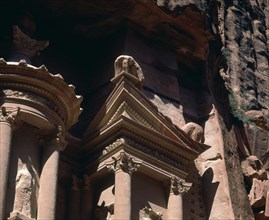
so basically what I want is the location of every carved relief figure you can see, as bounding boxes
[13,164,35,218]
[114,55,144,89]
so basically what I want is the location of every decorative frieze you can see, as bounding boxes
[87,135,188,174]
[124,137,188,172]
[102,138,126,155]
[2,87,66,122]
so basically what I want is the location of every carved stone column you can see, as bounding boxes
[37,127,65,220]
[167,176,192,220]
[0,107,19,220]
[106,152,140,220]
[81,175,93,220]
[68,175,81,220]
[265,190,269,217]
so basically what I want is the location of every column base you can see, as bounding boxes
[8,212,35,220]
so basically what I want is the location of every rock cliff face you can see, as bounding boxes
[1,0,269,219]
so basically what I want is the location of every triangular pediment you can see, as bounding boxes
[84,76,198,152]
[106,101,159,133]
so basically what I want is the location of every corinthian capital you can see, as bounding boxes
[0,106,20,128]
[53,126,67,151]
[35,125,67,151]
[12,25,49,58]
[106,152,140,175]
[170,176,192,196]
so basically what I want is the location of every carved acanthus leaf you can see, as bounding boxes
[35,126,67,151]
[170,176,192,196]
[0,106,21,128]
[106,152,140,174]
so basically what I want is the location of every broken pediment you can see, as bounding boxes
[84,73,201,151]
[82,55,207,177]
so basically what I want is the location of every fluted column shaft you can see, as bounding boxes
[106,152,140,220]
[167,177,192,220]
[37,143,60,220]
[0,108,19,220]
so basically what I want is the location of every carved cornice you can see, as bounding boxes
[170,176,192,196]
[106,152,141,174]
[3,89,60,117]
[0,58,82,129]
[102,138,126,155]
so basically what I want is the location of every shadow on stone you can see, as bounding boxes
[201,168,219,219]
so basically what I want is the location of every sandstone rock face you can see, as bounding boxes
[242,156,269,219]
[245,110,269,130]
[1,0,269,220]
[220,1,269,113]
[241,156,267,183]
